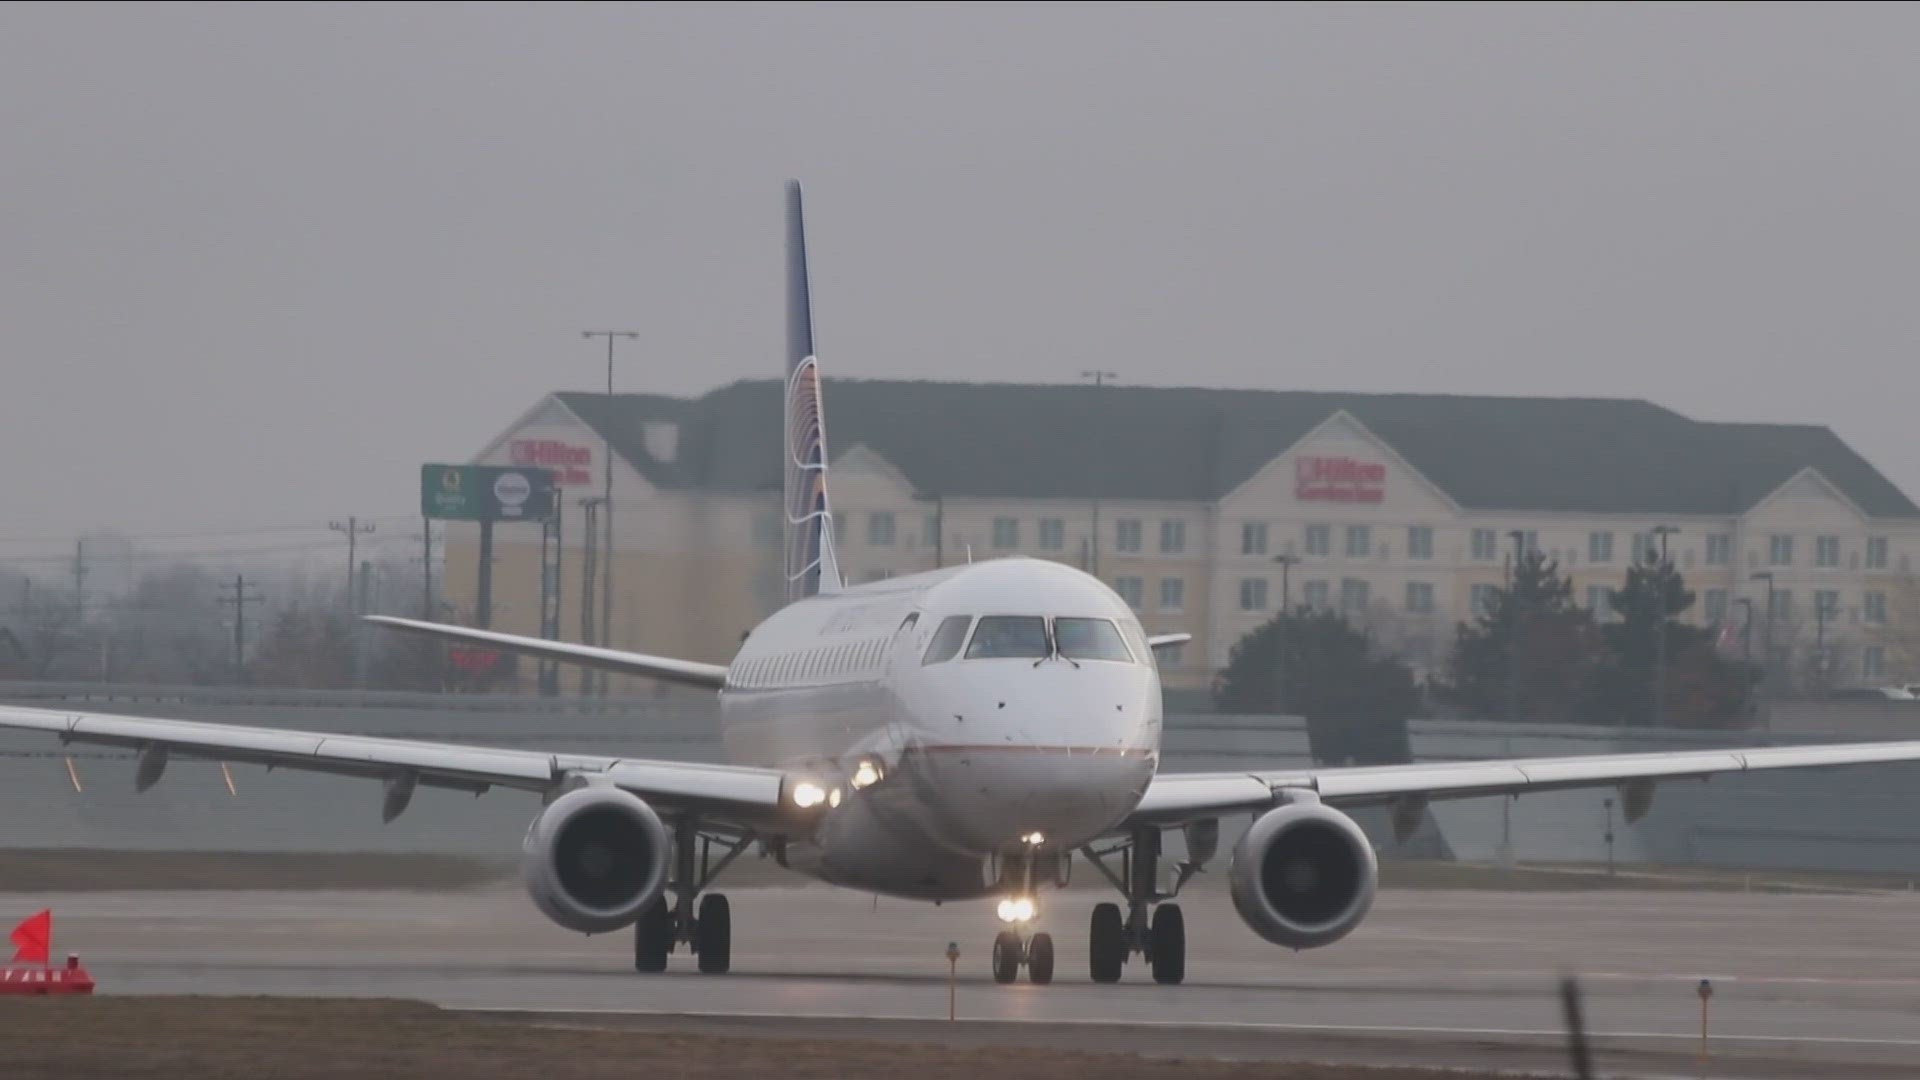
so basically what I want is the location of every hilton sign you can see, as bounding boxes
[1295,455,1387,503]
[510,439,594,486]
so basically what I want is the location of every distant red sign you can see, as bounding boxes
[447,647,502,675]
[510,439,594,486]
[1295,456,1386,503]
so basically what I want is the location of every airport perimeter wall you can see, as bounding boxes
[3,683,1919,874]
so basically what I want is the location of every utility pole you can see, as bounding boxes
[1506,530,1527,723]
[219,575,264,683]
[329,517,375,610]
[1080,372,1115,573]
[419,517,434,618]
[1651,525,1680,727]
[71,540,86,621]
[583,330,637,697]
[1273,554,1301,716]
[1750,571,1776,708]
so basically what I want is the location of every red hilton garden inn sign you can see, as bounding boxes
[1295,456,1387,503]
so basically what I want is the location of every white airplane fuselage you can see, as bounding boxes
[718,557,1161,900]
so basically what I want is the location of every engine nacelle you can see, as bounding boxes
[522,786,671,934]
[1228,800,1378,950]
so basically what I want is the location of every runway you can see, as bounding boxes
[15,881,1920,1076]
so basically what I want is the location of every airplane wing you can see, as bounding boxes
[1145,633,1191,653]
[366,616,729,690]
[0,705,785,820]
[1127,740,1920,825]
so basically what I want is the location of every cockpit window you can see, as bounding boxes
[921,615,972,665]
[964,615,1050,659]
[1054,617,1134,662]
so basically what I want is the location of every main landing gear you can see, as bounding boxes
[1081,825,1200,985]
[635,816,752,975]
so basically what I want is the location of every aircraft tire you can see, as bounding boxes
[696,893,731,974]
[634,896,672,973]
[991,930,1022,985]
[1027,932,1054,985]
[1150,903,1185,985]
[1089,902,1124,984]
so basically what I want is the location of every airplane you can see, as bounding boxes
[9,182,1920,986]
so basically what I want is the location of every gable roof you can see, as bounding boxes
[552,382,1918,518]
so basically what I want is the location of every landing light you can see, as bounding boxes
[827,787,842,808]
[1022,831,1045,846]
[995,896,1037,924]
[791,782,828,809]
[851,761,882,789]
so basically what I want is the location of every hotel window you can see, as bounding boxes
[1345,525,1372,559]
[1864,646,1887,681]
[1588,531,1614,563]
[1238,578,1269,612]
[1769,535,1793,566]
[1037,518,1065,551]
[1586,586,1613,619]
[1471,528,1497,561]
[1471,584,1496,617]
[1302,580,1330,610]
[992,517,1019,549]
[1705,534,1731,565]
[833,514,847,543]
[1774,590,1794,620]
[1404,581,1435,614]
[1160,519,1187,554]
[1815,590,1840,622]
[1407,526,1433,561]
[1115,519,1142,553]
[1867,536,1889,570]
[1113,576,1144,609]
[1631,532,1652,562]
[1339,578,1370,613]
[923,515,940,550]
[1241,522,1268,556]
[1704,589,1728,624]
[1866,591,1888,625]
[1304,524,1331,557]
[867,512,896,546]
[1159,577,1185,612]
[1816,536,1839,568]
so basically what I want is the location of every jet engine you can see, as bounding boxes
[522,786,671,934]
[1228,799,1378,950]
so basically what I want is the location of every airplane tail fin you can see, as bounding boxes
[783,180,843,603]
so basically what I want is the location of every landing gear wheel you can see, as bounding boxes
[991,930,1023,985]
[695,893,731,974]
[1026,932,1054,985]
[1089,902,1124,984]
[1150,903,1185,985]
[634,896,672,973]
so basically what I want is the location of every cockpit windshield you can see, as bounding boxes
[964,615,1050,659]
[1054,617,1134,662]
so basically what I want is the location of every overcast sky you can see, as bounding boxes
[4,2,1918,554]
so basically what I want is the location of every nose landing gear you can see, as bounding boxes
[990,926,1055,984]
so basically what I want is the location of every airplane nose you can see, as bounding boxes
[907,745,1155,854]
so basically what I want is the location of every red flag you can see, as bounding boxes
[10,909,50,966]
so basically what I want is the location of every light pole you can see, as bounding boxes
[1273,554,1301,717]
[1650,525,1680,726]
[582,330,636,695]
[1602,796,1616,877]
[1506,530,1527,723]
[1749,571,1776,712]
[1080,372,1115,572]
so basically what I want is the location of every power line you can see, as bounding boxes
[0,515,416,548]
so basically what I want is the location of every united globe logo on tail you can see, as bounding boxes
[783,356,841,602]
